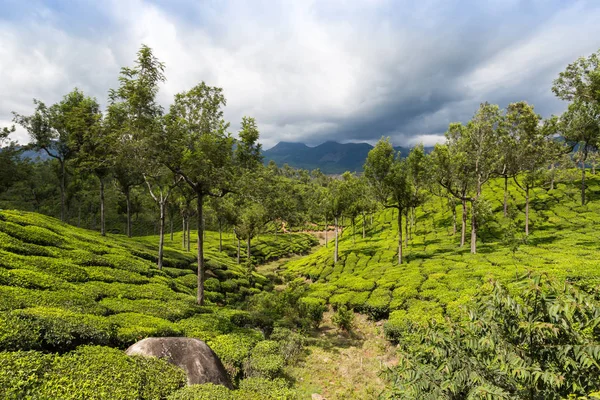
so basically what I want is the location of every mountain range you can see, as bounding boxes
[262,141,433,174]
[10,140,432,175]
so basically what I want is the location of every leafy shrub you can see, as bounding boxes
[384,276,600,399]
[84,266,149,284]
[0,307,112,351]
[269,327,305,364]
[0,350,55,399]
[167,383,234,400]
[243,340,284,379]
[100,297,197,321]
[297,297,326,329]
[0,268,71,290]
[207,331,263,380]
[107,312,181,347]
[38,346,186,400]
[332,306,354,332]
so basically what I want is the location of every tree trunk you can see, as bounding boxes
[247,236,251,262]
[397,208,403,264]
[525,185,530,236]
[158,201,165,270]
[324,215,328,247]
[60,160,66,222]
[461,199,467,247]
[182,216,187,249]
[334,216,339,263]
[170,214,174,241]
[218,221,223,252]
[503,175,508,217]
[550,163,555,190]
[126,189,132,238]
[77,203,81,228]
[452,202,457,236]
[196,194,205,305]
[352,220,356,245]
[404,208,409,246]
[370,214,373,226]
[362,211,366,239]
[187,217,191,252]
[581,160,586,205]
[470,201,476,254]
[99,177,105,236]
[237,237,240,264]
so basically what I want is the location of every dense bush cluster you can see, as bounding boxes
[383,276,600,399]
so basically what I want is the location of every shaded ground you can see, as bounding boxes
[288,310,397,400]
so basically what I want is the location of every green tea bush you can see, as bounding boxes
[38,346,186,400]
[208,331,264,380]
[297,297,326,329]
[167,383,234,400]
[84,266,149,284]
[107,312,181,347]
[243,340,284,379]
[0,307,112,351]
[0,268,70,290]
[100,297,197,321]
[332,305,354,332]
[0,350,55,399]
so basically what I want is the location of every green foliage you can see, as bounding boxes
[0,346,186,400]
[332,305,354,332]
[167,384,234,400]
[243,340,285,379]
[384,276,600,399]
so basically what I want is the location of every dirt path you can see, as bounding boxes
[288,311,397,399]
[258,245,397,399]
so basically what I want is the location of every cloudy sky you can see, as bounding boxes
[1,0,599,149]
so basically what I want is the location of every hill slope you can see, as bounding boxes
[283,172,600,337]
[0,210,317,398]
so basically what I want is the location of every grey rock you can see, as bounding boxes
[125,337,233,388]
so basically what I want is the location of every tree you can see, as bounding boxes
[406,144,427,243]
[364,138,412,264]
[0,125,25,198]
[143,162,181,269]
[560,101,600,205]
[13,91,84,221]
[107,44,166,236]
[429,130,472,248]
[162,83,248,305]
[553,49,600,206]
[505,101,545,235]
[463,103,502,253]
[327,177,352,263]
[59,91,109,235]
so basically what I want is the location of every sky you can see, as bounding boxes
[1,0,599,149]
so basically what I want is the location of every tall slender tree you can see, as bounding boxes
[364,138,412,264]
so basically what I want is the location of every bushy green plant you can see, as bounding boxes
[332,305,354,332]
[383,276,600,399]
[243,340,284,379]
[0,307,112,351]
[38,346,186,400]
[0,350,55,399]
[167,383,234,400]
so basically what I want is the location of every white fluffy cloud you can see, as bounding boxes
[1,0,600,149]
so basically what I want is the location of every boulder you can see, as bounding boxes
[125,337,233,388]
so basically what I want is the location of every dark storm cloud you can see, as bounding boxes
[1,0,599,148]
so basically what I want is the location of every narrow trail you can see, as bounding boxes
[258,236,397,400]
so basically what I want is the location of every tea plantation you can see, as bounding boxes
[284,174,600,340]
[0,209,317,399]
